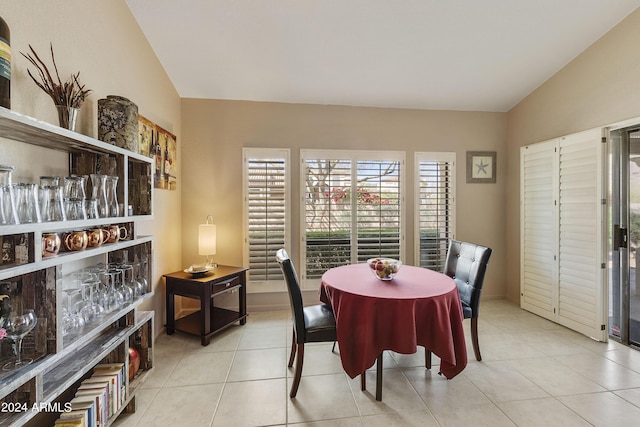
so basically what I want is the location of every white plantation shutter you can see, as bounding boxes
[415,152,456,271]
[520,129,606,341]
[301,150,405,285]
[355,160,401,262]
[557,131,606,340]
[243,148,290,287]
[520,140,558,318]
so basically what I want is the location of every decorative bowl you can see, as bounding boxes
[367,258,401,281]
[184,265,214,277]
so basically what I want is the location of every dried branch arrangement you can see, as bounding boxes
[21,43,92,109]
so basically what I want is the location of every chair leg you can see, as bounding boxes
[288,329,296,368]
[471,317,482,361]
[425,349,432,369]
[332,341,337,353]
[290,343,304,398]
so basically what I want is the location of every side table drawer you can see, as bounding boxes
[211,276,241,296]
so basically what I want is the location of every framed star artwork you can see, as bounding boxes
[466,151,496,183]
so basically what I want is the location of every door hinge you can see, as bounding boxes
[602,136,607,143]
[601,263,606,269]
[601,324,606,331]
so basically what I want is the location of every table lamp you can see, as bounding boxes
[199,215,217,268]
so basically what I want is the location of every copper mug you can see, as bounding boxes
[64,230,88,252]
[42,233,61,257]
[87,228,109,248]
[103,225,128,243]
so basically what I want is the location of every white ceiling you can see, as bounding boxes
[125,0,640,112]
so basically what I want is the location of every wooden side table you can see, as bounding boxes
[164,265,248,345]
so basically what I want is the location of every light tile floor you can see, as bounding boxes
[113,299,640,427]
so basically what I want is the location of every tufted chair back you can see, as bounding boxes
[276,248,337,397]
[276,248,307,343]
[443,240,492,319]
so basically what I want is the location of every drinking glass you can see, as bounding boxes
[85,198,100,219]
[14,183,41,223]
[132,260,148,297]
[63,175,86,199]
[39,176,60,187]
[64,197,87,220]
[39,185,66,222]
[78,280,104,323]
[112,265,133,306]
[2,309,37,370]
[90,174,108,218]
[68,271,103,322]
[118,263,142,299]
[0,164,18,225]
[105,175,119,217]
[105,267,125,310]
[62,287,84,335]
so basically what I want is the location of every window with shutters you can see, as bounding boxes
[301,150,405,286]
[415,152,456,272]
[243,148,290,290]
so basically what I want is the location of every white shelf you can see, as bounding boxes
[0,236,152,282]
[0,216,152,235]
[0,106,152,164]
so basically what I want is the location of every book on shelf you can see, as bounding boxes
[59,408,90,425]
[93,363,125,408]
[74,388,107,427]
[81,376,115,416]
[68,398,96,427]
[55,411,86,427]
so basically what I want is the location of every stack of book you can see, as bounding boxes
[53,362,126,427]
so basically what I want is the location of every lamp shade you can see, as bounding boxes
[198,223,217,256]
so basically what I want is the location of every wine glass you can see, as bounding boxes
[132,260,148,297]
[2,309,37,370]
[62,287,85,335]
[118,263,142,299]
[103,268,125,311]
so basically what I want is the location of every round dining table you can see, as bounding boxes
[320,263,467,400]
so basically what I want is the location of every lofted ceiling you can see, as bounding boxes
[125,0,640,112]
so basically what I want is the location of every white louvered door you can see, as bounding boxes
[557,130,606,340]
[521,139,558,319]
[521,129,606,341]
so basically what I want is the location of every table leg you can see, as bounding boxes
[165,283,175,335]
[201,287,211,346]
[361,372,366,391]
[239,270,247,325]
[376,353,383,401]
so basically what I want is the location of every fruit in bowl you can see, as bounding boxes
[367,258,401,281]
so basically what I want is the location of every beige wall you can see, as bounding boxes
[1,1,182,330]
[11,0,634,319]
[506,8,640,302]
[181,99,507,308]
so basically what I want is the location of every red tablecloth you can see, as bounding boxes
[320,263,467,379]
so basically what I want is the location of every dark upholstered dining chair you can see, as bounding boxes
[276,248,337,398]
[426,240,492,368]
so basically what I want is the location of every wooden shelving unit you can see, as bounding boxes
[0,107,155,426]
